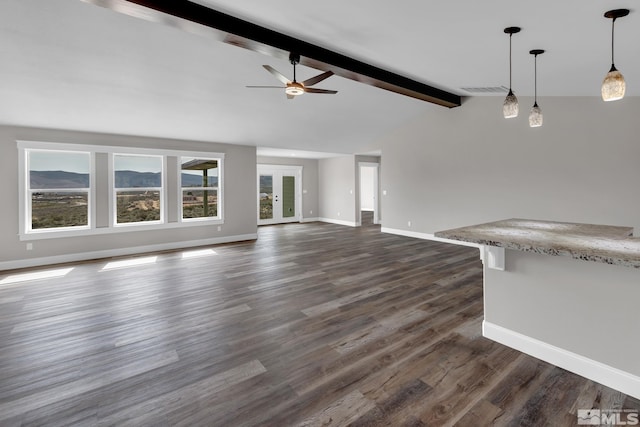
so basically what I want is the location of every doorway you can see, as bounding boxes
[359,162,379,225]
[257,165,302,225]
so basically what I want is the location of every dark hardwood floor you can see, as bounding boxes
[0,220,638,426]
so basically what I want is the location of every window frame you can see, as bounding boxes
[19,142,95,238]
[178,155,224,224]
[111,152,166,227]
[18,141,225,241]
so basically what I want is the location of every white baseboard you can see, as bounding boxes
[300,217,320,223]
[381,227,483,249]
[319,218,357,227]
[483,321,640,400]
[0,233,258,271]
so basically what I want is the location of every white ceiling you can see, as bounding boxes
[0,0,638,158]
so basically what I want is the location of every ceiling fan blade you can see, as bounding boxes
[302,71,334,87]
[304,87,338,94]
[246,85,286,89]
[263,65,290,85]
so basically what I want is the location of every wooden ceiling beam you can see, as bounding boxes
[82,0,462,107]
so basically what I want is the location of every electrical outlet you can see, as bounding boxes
[310,210,313,215]
[408,221,412,227]
[383,190,387,196]
[26,243,33,251]
[303,189,307,194]
[337,212,341,217]
[217,226,221,231]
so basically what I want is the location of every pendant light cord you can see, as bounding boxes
[611,17,616,65]
[534,54,537,104]
[509,34,513,89]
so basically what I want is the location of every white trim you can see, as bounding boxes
[483,321,640,400]
[17,140,225,159]
[19,218,225,241]
[358,162,380,226]
[22,148,94,234]
[301,217,320,223]
[1,233,257,271]
[379,227,513,268]
[257,164,305,171]
[18,146,26,236]
[257,165,303,225]
[18,141,227,240]
[162,155,169,223]
[381,227,483,249]
[112,152,164,226]
[178,155,224,223]
[218,157,225,223]
[89,152,97,229]
[319,217,358,227]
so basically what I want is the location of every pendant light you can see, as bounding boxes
[601,9,629,102]
[503,27,521,118]
[529,50,544,128]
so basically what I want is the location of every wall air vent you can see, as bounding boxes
[460,86,509,94]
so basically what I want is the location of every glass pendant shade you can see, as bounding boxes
[503,90,519,118]
[529,103,543,127]
[601,66,626,101]
[528,49,544,128]
[502,27,520,119]
[601,10,629,101]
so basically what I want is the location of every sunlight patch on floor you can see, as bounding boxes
[101,256,158,271]
[181,249,217,259]
[0,267,74,285]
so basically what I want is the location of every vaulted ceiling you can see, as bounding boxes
[0,0,638,157]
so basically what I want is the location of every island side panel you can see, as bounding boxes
[483,249,640,386]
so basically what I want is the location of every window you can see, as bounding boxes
[113,154,163,225]
[26,149,91,232]
[180,157,220,221]
[18,141,224,239]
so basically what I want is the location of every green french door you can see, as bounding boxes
[257,165,302,225]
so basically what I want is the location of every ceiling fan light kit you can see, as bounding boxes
[602,8,629,102]
[285,83,305,96]
[503,27,521,119]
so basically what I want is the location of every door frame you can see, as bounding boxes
[257,164,303,225]
[358,162,380,225]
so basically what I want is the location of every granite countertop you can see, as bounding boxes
[434,218,640,268]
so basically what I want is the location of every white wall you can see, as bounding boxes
[484,249,640,398]
[380,96,640,234]
[379,95,640,396]
[0,126,257,269]
[318,155,356,225]
[485,250,640,379]
[360,166,375,211]
[257,156,319,220]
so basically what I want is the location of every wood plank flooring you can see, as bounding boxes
[0,217,638,426]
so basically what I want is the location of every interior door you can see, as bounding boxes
[258,165,302,225]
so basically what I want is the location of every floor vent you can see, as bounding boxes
[460,86,509,94]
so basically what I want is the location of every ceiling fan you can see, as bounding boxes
[247,53,338,99]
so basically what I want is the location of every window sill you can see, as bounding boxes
[19,218,224,241]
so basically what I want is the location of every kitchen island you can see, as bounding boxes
[435,218,640,399]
